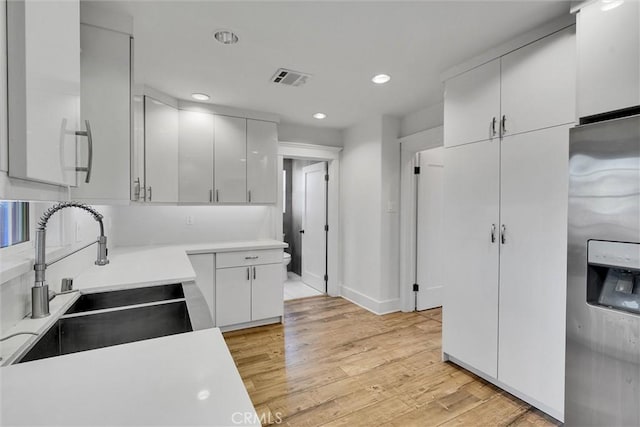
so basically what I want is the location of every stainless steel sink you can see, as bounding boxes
[18,301,192,363]
[64,283,184,314]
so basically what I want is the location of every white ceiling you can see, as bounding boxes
[100,1,571,129]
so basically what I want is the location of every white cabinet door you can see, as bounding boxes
[498,126,569,416]
[72,24,131,201]
[246,119,278,204]
[145,97,179,203]
[214,115,246,203]
[188,253,215,322]
[7,0,79,186]
[501,26,576,136]
[577,0,640,118]
[179,110,214,203]
[444,59,500,148]
[442,139,500,377]
[215,266,252,326]
[251,263,283,320]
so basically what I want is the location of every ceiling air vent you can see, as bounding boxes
[270,68,311,87]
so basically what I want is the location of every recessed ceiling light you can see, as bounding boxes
[213,29,239,45]
[372,74,391,84]
[600,0,624,11]
[191,93,210,101]
[313,112,327,120]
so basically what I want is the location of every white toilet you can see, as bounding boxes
[283,252,291,281]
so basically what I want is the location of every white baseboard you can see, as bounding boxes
[340,285,400,315]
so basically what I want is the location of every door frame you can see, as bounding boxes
[398,126,443,312]
[276,141,342,297]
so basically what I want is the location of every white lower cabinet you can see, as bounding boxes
[216,266,252,326]
[251,264,284,320]
[443,125,569,420]
[189,250,283,330]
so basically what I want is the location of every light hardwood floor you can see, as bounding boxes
[223,296,559,427]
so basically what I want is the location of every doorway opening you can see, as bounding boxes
[282,158,328,300]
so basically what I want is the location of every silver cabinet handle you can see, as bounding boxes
[215,189,219,202]
[133,177,141,201]
[248,190,252,203]
[491,117,497,137]
[253,266,256,280]
[491,224,496,243]
[245,256,259,260]
[74,120,93,183]
[148,186,152,202]
[501,115,507,135]
[209,189,213,203]
[501,224,506,244]
[247,267,250,281]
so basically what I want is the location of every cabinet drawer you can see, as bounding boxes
[216,249,283,268]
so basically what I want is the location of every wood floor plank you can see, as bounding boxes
[223,296,560,427]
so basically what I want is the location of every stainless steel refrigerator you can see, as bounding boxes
[566,112,640,426]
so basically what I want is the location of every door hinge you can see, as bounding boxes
[324,224,329,232]
[414,166,420,175]
[325,174,329,182]
[324,274,328,282]
[413,283,419,292]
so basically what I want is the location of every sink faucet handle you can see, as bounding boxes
[61,278,74,293]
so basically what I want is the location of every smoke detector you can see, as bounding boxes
[270,68,311,87]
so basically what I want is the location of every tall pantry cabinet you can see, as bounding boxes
[442,25,575,421]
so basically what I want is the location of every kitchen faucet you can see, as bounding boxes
[31,202,109,319]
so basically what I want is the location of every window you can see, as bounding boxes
[0,201,30,249]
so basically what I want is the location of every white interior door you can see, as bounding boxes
[144,96,179,203]
[301,162,327,293]
[416,147,445,310]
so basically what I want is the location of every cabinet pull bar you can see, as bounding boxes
[133,178,141,201]
[245,256,259,260]
[247,267,250,281]
[148,186,152,202]
[491,117,497,137]
[253,266,256,280]
[74,120,93,183]
[491,224,496,243]
[209,189,213,203]
[501,224,506,244]
[215,189,219,202]
[248,190,251,203]
[501,115,507,135]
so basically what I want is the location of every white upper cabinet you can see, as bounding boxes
[144,97,179,203]
[214,115,247,203]
[246,119,278,204]
[577,0,640,118]
[179,111,214,203]
[444,27,576,147]
[444,59,501,147]
[7,0,80,186]
[72,23,131,202]
[501,26,576,136]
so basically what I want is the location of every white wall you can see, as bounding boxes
[340,117,382,305]
[109,204,275,247]
[340,115,401,313]
[278,122,343,147]
[380,116,401,302]
[399,102,444,138]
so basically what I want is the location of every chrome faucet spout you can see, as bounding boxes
[31,202,110,319]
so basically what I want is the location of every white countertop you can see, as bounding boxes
[0,239,286,426]
[0,329,260,426]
